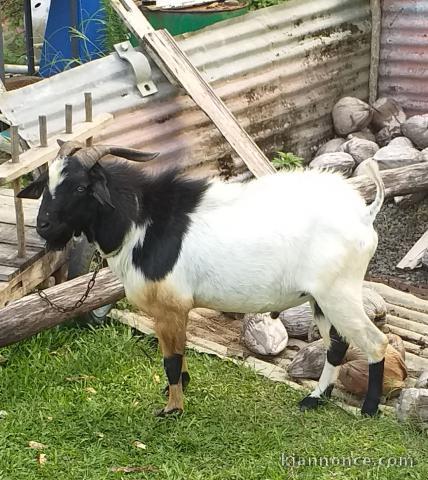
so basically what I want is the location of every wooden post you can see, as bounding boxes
[84,92,93,146]
[11,125,26,257]
[39,115,47,147]
[65,104,73,134]
[110,0,275,178]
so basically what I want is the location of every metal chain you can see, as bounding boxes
[37,252,104,313]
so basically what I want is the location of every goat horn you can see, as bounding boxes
[74,146,160,169]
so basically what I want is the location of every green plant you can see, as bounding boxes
[248,0,287,10]
[272,150,304,170]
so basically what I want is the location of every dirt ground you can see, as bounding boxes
[368,196,428,291]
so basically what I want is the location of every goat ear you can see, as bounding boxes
[17,172,48,199]
[89,165,114,209]
[57,139,65,147]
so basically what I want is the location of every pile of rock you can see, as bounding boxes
[309,96,428,180]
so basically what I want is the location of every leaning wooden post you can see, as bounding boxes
[11,125,26,257]
[84,92,93,146]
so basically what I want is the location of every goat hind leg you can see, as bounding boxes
[299,303,349,411]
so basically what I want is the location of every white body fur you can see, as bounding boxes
[107,169,381,352]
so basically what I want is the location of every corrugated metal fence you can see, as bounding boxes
[378,0,428,116]
[0,0,372,177]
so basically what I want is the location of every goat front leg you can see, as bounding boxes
[154,310,188,417]
[163,355,191,396]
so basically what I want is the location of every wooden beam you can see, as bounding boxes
[110,0,275,178]
[0,267,124,346]
[0,113,113,185]
[348,162,428,202]
[397,230,428,270]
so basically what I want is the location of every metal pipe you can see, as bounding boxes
[23,0,36,76]
[5,64,40,74]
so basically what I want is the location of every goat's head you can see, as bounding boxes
[18,140,159,250]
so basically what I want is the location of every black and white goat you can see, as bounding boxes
[19,140,387,417]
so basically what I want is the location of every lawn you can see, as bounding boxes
[0,323,427,480]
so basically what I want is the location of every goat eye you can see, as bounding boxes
[76,186,86,193]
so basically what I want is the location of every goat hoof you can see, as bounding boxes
[299,395,325,411]
[361,399,380,417]
[154,407,183,418]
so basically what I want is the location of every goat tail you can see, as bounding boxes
[361,158,385,222]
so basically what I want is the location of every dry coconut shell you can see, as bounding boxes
[373,144,422,170]
[375,125,402,147]
[362,286,387,327]
[386,333,406,360]
[396,388,428,428]
[401,114,428,149]
[347,128,376,143]
[415,370,428,389]
[332,97,373,136]
[279,303,313,339]
[316,138,346,156]
[310,152,355,177]
[288,340,326,380]
[388,136,413,148]
[241,313,288,356]
[339,344,407,397]
[342,137,379,165]
[371,97,406,133]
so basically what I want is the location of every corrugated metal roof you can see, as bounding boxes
[0,0,371,177]
[378,0,428,116]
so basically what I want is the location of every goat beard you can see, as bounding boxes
[44,227,74,252]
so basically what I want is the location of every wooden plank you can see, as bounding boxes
[397,230,428,270]
[0,113,113,185]
[110,0,275,178]
[0,265,17,282]
[0,242,45,280]
[0,223,44,248]
[0,249,67,307]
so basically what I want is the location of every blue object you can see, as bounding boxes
[39,0,107,77]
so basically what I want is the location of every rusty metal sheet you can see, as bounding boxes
[0,0,371,177]
[378,0,428,116]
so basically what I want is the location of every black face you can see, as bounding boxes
[18,158,113,251]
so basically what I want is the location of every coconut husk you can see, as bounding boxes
[401,114,428,149]
[279,303,313,339]
[396,388,428,428]
[375,125,402,147]
[241,313,288,356]
[388,136,414,148]
[310,152,355,177]
[287,340,326,380]
[346,128,376,143]
[332,97,373,136]
[342,138,379,165]
[339,344,407,397]
[316,138,347,156]
[373,144,421,170]
[371,97,406,133]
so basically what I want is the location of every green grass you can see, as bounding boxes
[0,324,427,480]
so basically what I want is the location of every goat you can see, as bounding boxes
[18,140,388,417]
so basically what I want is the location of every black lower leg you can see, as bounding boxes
[299,324,348,411]
[361,359,384,416]
[164,354,183,385]
[327,326,349,367]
